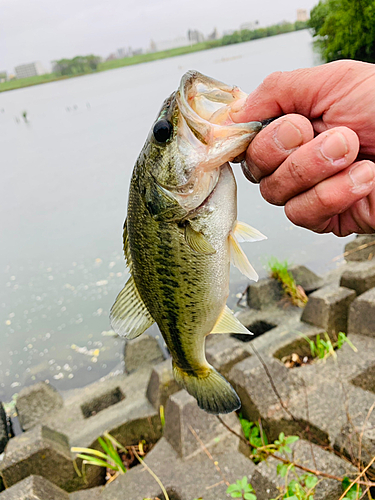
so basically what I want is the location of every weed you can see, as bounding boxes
[239,415,268,463]
[227,476,257,500]
[160,405,165,428]
[303,332,357,361]
[71,432,127,481]
[341,477,363,500]
[267,258,307,307]
[272,463,318,499]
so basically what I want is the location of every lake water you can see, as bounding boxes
[0,30,352,401]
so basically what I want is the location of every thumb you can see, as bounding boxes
[231,65,330,123]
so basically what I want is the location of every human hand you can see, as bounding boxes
[231,60,375,236]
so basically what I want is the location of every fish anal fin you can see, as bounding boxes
[233,220,267,243]
[110,275,154,339]
[185,222,216,255]
[229,233,258,282]
[211,305,252,335]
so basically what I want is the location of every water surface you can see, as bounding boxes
[0,30,351,401]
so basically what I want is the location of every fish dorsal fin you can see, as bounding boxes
[229,233,259,281]
[211,305,252,335]
[184,221,216,255]
[123,218,132,271]
[110,275,154,339]
[233,220,267,243]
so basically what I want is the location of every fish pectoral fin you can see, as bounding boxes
[110,275,154,339]
[211,305,252,335]
[184,222,216,255]
[123,218,132,271]
[229,233,258,282]
[233,220,267,243]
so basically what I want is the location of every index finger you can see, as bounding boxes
[243,114,314,182]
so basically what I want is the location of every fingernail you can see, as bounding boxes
[321,132,348,161]
[275,120,303,150]
[349,162,375,186]
[241,160,260,184]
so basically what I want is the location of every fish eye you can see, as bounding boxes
[153,119,173,143]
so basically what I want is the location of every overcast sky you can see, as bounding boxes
[1,0,318,73]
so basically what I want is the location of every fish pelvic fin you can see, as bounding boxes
[110,275,154,339]
[233,220,267,243]
[229,233,258,282]
[173,362,241,415]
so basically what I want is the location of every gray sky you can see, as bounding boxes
[1,0,318,73]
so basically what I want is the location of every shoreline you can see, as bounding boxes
[0,25,308,93]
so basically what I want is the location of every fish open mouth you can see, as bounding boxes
[177,70,262,161]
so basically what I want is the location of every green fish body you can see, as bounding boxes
[111,72,265,414]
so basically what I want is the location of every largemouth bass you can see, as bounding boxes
[111,71,266,414]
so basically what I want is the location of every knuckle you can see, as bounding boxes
[312,184,336,212]
[287,159,308,187]
[260,71,283,93]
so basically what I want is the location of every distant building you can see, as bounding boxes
[240,21,259,31]
[105,53,117,62]
[188,29,205,44]
[14,61,46,79]
[207,28,219,40]
[297,9,309,21]
[150,36,190,53]
[0,71,7,83]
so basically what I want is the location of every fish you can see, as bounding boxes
[110,71,266,415]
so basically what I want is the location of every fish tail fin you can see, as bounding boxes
[172,362,241,415]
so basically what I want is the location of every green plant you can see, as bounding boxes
[159,405,165,428]
[71,432,127,478]
[341,477,363,500]
[303,332,357,361]
[239,415,268,462]
[267,258,307,307]
[226,476,257,500]
[271,463,318,499]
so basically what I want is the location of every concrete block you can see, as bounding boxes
[351,363,375,393]
[146,359,180,409]
[335,422,375,473]
[69,486,103,500]
[0,475,69,500]
[100,432,255,500]
[247,278,283,310]
[228,356,298,427]
[80,386,125,419]
[16,382,63,432]
[124,334,164,374]
[344,235,375,262]
[301,285,356,337]
[163,390,238,458]
[252,439,356,500]
[0,425,103,492]
[340,261,375,295]
[0,402,9,454]
[348,288,375,336]
[289,265,324,294]
[205,336,250,377]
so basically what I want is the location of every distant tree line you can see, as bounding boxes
[216,21,308,47]
[52,55,101,76]
[308,0,375,63]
